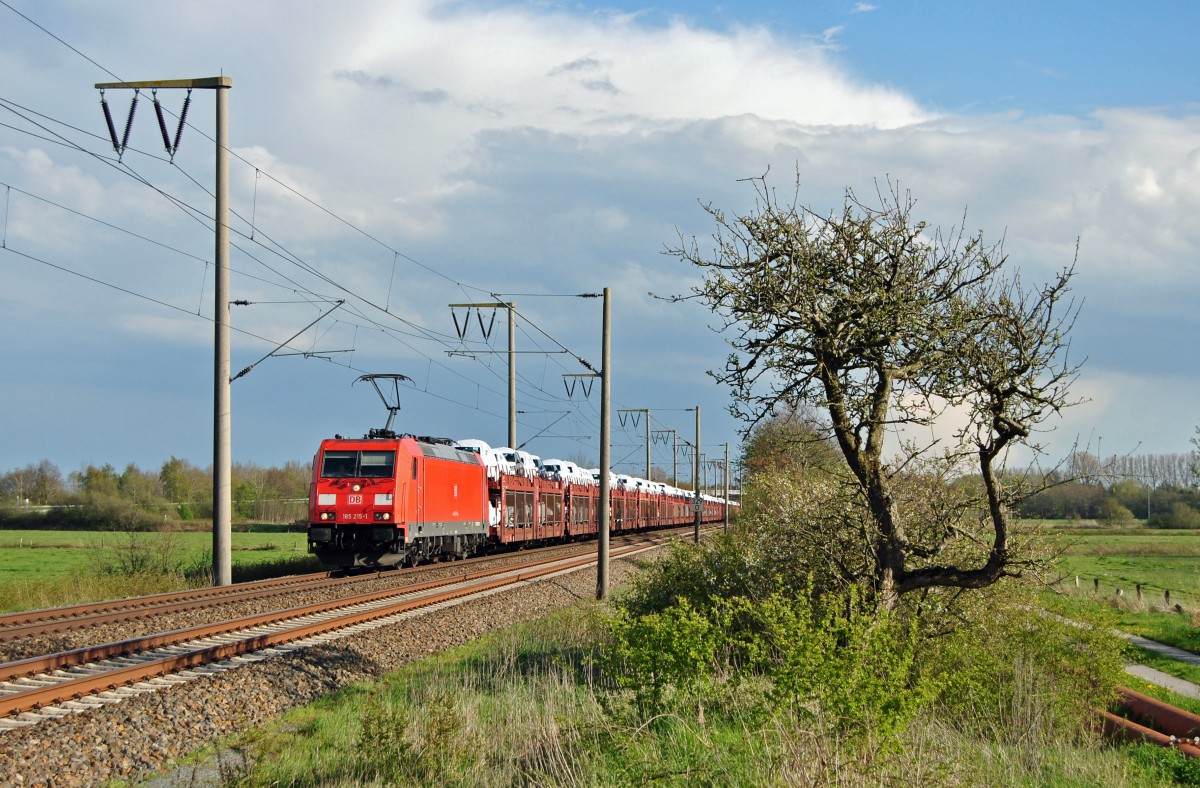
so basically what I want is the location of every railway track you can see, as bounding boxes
[0,536,618,643]
[1105,686,1200,757]
[0,569,339,643]
[0,527,695,729]
[2,523,1188,785]
[0,535,683,666]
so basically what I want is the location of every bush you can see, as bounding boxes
[1148,502,1200,530]
[54,494,161,531]
[616,537,751,616]
[603,597,720,713]
[176,547,213,583]
[921,585,1125,749]
[103,529,184,576]
[603,491,1128,753]
[604,577,932,742]
[1101,496,1135,523]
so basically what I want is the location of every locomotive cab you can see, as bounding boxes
[308,434,488,569]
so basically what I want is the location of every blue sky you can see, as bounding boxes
[566,1,1200,113]
[1,0,1198,481]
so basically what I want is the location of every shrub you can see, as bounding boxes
[616,537,747,617]
[56,494,160,531]
[103,529,183,576]
[603,581,933,743]
[176,548,213,583]
[1148,502,1200,530]
[924,586,1125,746]
[602,597,720,713]
[1100,496,1135,523]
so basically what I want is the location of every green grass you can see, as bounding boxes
[0,528,320,612]
[1038,526,1200,656]
[1126,647,1200,703]
[1042,592,1200,650]
[0,529,310,579]
[1037,527,1200,613]
[207,605,1185,787]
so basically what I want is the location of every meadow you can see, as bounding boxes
[1038,523,1200,609]
[0,527,320,612]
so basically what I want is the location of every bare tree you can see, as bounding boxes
[0,460,64,505]
[669,176,1081,610]
[1192,424,1200,487]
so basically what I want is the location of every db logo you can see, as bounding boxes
[348,494,363,505]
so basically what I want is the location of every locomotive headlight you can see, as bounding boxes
[374,511,391,521]
[352,483,362,492]
[320,511,334,521]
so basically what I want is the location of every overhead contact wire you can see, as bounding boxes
[1,7,599,435]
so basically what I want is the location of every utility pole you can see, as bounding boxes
[597,288,612,600]
[723,442,730,533]
[693,405,701,543]
[653,430,678,486]
[619,409,651,480]
[96,76,234,586]
[507,304,516,449]
[449,302,517,447]
[645,409,651,481]
[671,430,678,487]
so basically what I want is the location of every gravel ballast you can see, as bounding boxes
[0,552,652,786]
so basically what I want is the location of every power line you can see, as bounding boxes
[0,179,208,264]
[0,5,624,449]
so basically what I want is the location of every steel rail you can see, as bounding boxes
[0,549,595,683]
[0,526,685,639]
[0,573,356,643]
[0,570,334,633]
[1103,686,1200,757]
[0,529,696,719]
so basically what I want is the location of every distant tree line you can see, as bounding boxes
[0,458,310,530]
[1018,449,1200,527]
[741,418,1200,529]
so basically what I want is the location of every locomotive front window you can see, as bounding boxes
[321,451,358,478]
[359,451,396,478]
[320,450,397,479]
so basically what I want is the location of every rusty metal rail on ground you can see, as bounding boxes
[0,528,696,721]
[1104,686,1200,757]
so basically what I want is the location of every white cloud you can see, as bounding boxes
[1052,369,1198,457]
[2,0,1200,471]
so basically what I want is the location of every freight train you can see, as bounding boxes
[306,430,734,570]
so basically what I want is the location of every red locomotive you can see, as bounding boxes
[307,375,734,570]
[307,433,490,567]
